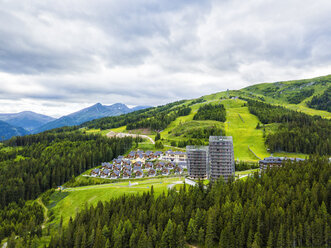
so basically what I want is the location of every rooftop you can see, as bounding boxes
[209,136,233,141]
[186,145,209,151]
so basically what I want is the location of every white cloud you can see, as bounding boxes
[0,0,330,117]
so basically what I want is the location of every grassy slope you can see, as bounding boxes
[222,99,269,161]
[47,177,184,226]
[91,97,308,161]
[240,75,331,118]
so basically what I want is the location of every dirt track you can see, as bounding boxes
[106,131,155,144]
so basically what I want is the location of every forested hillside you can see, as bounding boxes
[193,104,226,122]
[307,86,331,112]
[242,74,330,105]
[0,129,134,244]
[44,157,330,248]
[247,99,331,155]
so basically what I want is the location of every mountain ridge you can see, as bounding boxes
[33,103,151,134]
[0,120,29,141]
[0,111,55,131]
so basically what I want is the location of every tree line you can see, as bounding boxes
[44,157,330,248]
[247,99,331,155]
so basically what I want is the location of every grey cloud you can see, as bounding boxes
[0,0,331,116]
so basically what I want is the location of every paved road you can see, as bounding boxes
[107,131,155,144]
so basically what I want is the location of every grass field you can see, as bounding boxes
[221,99,270,161]
[47,177,184,227]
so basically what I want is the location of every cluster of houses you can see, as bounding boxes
[90,150,187,179]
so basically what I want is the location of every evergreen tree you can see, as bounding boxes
[266,230,273,248]
[186,218,197,243]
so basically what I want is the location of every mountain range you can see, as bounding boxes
[33,103,151,133]
[0,111,55,131]
[0,103,151,140]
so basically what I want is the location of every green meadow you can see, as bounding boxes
[221,99,270,161]
[47,177,184,227]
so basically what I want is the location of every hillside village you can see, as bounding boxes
[90,150,187,179]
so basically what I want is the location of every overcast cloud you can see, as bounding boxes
[0,0,331,117]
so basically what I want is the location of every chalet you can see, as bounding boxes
[122,159,131,166]
[135,150,144,158]
[101,169,110,178]
[145,150,153,158]
[133,166,142,172]
[127,151,136,159]
[259,157,305,170]
[135,153,145,162]
[154,151,162,158]
[106,164,113,170]
[101,162,112,168]
[148,168,156,177]
[162,168,170,176]
[155,162,165,171]
[91,168,100,177]
[110,170,120,179]
[166,162,175,170]
[134,161,143,167]
[114,159,122,165]
[135,169,143,179]
[123,164,132,171]
[145,162,153,169]
[118,155,124,160]
[114,164,122,171]
[122,170,132,179]
[174,166,183,175]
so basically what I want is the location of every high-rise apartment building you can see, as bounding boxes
[186,146,209,179]
[208,136,235,181]
[186,136,235,181]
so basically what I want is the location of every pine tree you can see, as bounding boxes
[137,230,148,248]
[176,224,185,248]
[266,230,273,248]
[252,232,261,248]
[113,226,123,248]
[7,232,16,248]
[186,218,197,243]
[129,229,139,248]
[205,207,218,247]
[198,227,205,246]
[161,219,175,248]
[277,225,285,248]
[93,225,106,248]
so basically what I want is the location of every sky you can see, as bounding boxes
[0,0,331,117]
